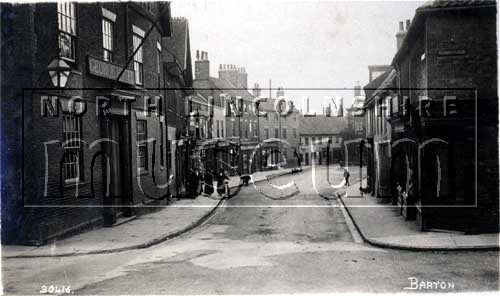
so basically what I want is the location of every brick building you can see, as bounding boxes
[255,86,301,169]
[388,0,498,232]
[163,17,194,196]
[363,19,410,198]
[343,82,367,167]
[362,0,498,232]
[299,116,347,166]
[193,53,258,176]
[364,69,395,197]
[0,2,182,245]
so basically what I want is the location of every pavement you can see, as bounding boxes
[337,180,500,251]
[2,167,498,294]
[2,167,295,258]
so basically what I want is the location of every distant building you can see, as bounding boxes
[193,55,258,175]
[163,17,194,197]
[364,69,395,198]
[257,86,301,169]
[368,65,391,83]
[342,82,366,166]
[363,18,410,198]
[299,116,348,166]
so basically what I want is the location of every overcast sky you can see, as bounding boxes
[171,1,424,113]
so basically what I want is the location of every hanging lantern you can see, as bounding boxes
[47,58,71,88]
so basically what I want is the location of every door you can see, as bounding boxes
[108,117,132,216]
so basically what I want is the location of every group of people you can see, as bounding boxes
[186,167,351,199]
[186,169,230,199]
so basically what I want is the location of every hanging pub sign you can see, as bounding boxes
[87,56,135,85]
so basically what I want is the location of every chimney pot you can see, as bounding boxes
[399,21,404,31]
[406,19,410,30]
[195,50,210,80]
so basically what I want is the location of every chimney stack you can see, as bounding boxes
[195,49,210,80]
[396,20,407,51]
[354,81,361,97]
[219,63,247,89]
[252,83,261,97]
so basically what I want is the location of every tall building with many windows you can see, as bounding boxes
[0,2,182,245]
[193,55,259,176]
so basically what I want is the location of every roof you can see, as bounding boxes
[368,65,391,71]
[209,77,254,101]
[299,116,348,135]
[193,76,255,108]
[392,0,496,65]
[372,69,397,97]
[164,17,194,86]
[164,17,189,68]
[363,69,392,100]
[418,0,496,10]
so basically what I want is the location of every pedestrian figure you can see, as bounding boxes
[187,169,201,199]
[216,171,229,196]
[204,172,214,195]
[344,168,351,187]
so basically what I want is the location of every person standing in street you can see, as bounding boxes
[344,168,351,187]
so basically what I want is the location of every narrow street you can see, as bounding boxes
[2,167,498,294]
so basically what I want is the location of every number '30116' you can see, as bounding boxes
[40,285,71,294]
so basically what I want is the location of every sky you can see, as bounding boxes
[171,0,424,113]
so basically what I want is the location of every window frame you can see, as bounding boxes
[57,2,77,62]
[217,120,220,138]
[62,115,83,184]
[102,17,114,62]
[160,120,165,168]
[136,120,148,172]
[132,27,145,86]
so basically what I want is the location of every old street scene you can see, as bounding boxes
[1,1,499,294]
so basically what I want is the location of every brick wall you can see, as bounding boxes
[394,7,498,232]
[2,2,175,245]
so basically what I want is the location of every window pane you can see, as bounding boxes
[63,116,82,182]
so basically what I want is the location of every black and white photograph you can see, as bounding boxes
[1,0,499,294]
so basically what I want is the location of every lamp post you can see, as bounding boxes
[238,99,242,175]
